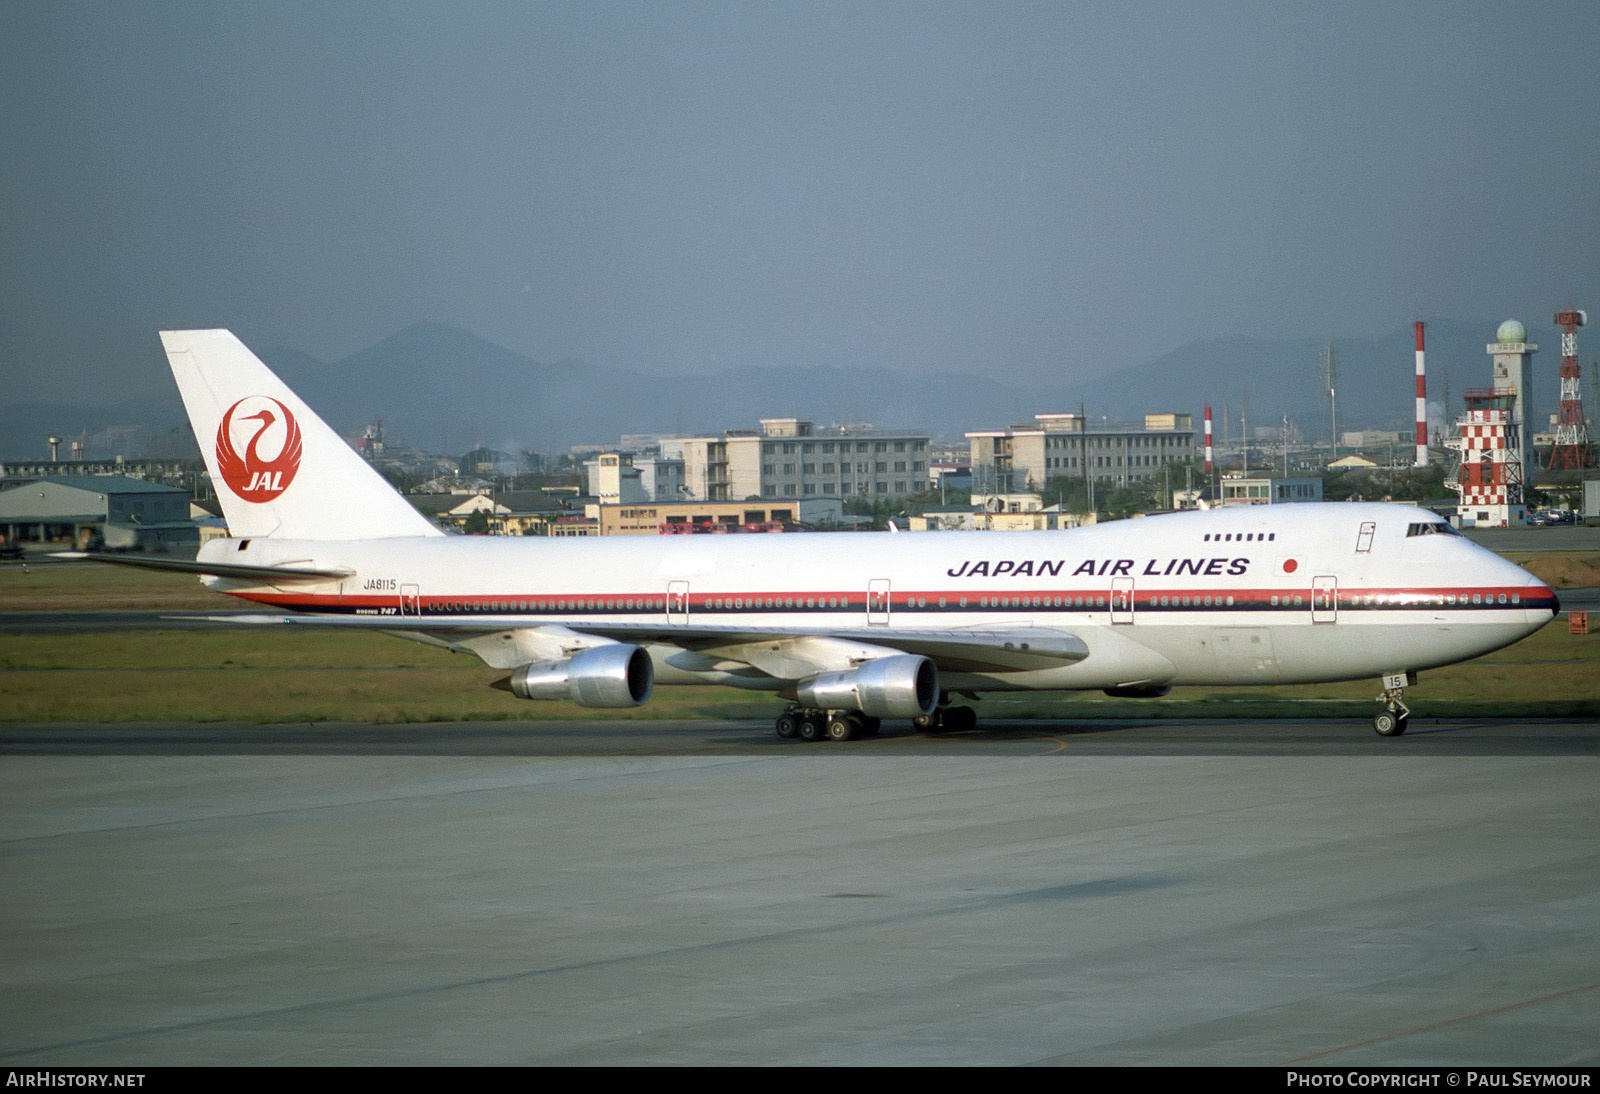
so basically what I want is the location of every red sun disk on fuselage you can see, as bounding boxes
[216,396,303,502]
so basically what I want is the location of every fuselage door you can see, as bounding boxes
[868,579,891,625]
[1312,576,1337,623]
[400,584,420,617]
[1355,521,1376,553]
[668,581,689,625]
[1110,576,1135,624]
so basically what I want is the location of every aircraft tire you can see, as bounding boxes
[825,714,858,742]
[945,706,977,733]
[1373,710,1407,737]
[775,712,801,739]
[799,713,826,742]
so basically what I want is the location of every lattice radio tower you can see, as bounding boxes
[1547,308,1596,469]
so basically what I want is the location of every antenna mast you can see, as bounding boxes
[1548,308,1595,469]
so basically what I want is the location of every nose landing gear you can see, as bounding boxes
[1373,671,1415,736]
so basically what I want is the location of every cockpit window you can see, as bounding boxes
[1406,522,1459,538]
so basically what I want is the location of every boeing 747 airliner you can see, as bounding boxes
[76,330,1560,740]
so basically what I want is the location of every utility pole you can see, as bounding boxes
[1325,341,1338,460]
[1241,398,1249,476]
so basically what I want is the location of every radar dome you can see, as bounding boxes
[1496,319,1527,344]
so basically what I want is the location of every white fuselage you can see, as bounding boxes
[203,502,1556,694]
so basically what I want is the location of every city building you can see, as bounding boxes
[667,418,930,502]
[967,412,1195,494]
[584,452,686,504]
[927,459,972,495]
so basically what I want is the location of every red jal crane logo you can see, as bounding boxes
[216,397,303,502]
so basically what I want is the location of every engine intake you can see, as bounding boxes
[796,654,939,719]
[497,644,654,707]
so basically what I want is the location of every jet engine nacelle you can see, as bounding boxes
[501,643,654,707]
[796,654,939,719]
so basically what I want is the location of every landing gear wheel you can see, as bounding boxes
[798,712,826,742]
[1373,710,1409,737]
[775,710,801,739]
[944,706,977,733]
[825,713,859,742]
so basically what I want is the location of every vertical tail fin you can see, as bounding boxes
[161,329,442,540]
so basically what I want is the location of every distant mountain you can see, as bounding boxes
[1075,319,1534,439]
[3,318,1556,461]
[265,321,1057,454]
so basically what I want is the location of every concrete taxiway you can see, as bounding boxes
[2,718,1598,1066]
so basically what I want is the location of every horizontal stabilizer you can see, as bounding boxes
[53,552,353,582]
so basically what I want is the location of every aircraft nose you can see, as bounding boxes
[1523,576,1560,624]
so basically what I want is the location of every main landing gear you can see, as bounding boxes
[1373,671,1415,737]
[774,705,880,742]
[772,698,981,741]
[913,703,977,734]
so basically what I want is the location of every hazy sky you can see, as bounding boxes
[3,1,1597,406]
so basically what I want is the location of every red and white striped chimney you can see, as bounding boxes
[1204,405,1213,474]
[1414,321,1428,467]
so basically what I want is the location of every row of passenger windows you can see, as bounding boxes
[426,590,1515,613]
[1155,595,1239,607]
[708,596,846,610]
[435,598,669,613]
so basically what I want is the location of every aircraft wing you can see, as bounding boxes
[591,621,1089,674]
[170,612,1089,676]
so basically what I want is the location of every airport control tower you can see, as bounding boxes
[1447,319,1539,527]
[1486,318,1537,480]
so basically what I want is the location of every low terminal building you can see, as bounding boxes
[1339,430,1406,449]
[407,490,574,535]
[1218,474,1324,506]
[0,475,198,552]
[909,498,1095,531]
[596,497,844,535]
